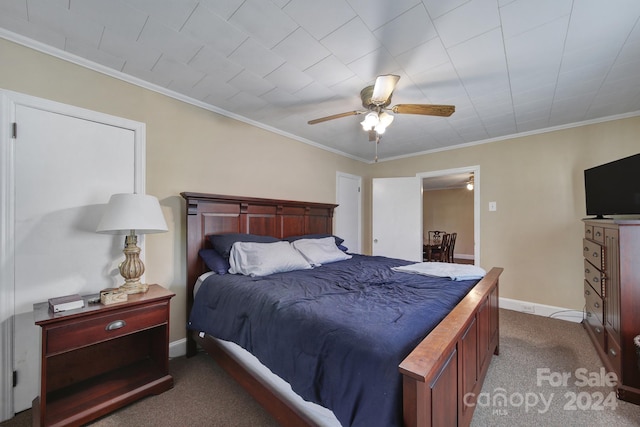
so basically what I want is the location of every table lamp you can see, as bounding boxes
[96,193,168,294]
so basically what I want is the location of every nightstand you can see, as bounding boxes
[32,284,175,427]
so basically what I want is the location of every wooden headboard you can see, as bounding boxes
[180,192,337,356]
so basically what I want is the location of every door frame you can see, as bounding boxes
[416,165,480,265]
[0,89,145,421]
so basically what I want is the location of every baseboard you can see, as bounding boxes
[169,338,187,358]
[499,297,584,323]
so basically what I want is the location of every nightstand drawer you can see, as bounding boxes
[46,302,168,355]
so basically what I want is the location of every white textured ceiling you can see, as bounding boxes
[1,0,640,162]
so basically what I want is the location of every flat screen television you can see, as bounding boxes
[584,153,640,218]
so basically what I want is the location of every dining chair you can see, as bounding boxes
[426,231,446,261]
[429,233,450,262]
[447,232,457,263]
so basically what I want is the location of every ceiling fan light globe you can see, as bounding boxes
[361,112,379,130]
[378,111,394,127]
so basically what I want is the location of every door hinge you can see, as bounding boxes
[12,122,17,139]
[13,370,17,387]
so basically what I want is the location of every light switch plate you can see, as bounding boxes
[489,201,497,211]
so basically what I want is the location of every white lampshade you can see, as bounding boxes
[96,193,168,234]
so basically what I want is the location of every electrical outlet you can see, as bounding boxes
[521,304,535,313]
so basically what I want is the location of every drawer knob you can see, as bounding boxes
[609,348,617,357]
[594,302,600,309]
[593,277,599,283]
[592,252,598,258]
[595,327,601,334]
[585,289,591,296]
[106,320,127,331]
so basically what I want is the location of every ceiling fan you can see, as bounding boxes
[307,74,455,139]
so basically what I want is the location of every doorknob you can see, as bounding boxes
[374,239,378,243]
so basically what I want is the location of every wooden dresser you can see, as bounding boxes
[582,219,640,404]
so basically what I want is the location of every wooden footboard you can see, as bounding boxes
[400,267,502,427]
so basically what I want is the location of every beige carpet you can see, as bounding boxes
[471,309,640,426]
[3,309,640,426]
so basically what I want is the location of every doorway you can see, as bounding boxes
[418,166,480,265]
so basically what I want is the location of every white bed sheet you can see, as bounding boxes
[194,272,341,427]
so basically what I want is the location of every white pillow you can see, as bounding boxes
[291,237,352,266]
[228,241,312,276]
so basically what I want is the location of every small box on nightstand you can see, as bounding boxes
[100,288,128,305]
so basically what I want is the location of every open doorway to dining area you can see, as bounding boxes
[420,167,478,265]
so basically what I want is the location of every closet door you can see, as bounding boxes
[1,91,143,418]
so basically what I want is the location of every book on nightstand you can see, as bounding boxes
[48,294,84,313]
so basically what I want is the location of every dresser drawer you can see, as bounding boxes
[584,310,605,351]
[46,302,168,355]
[606,336,622,376]
[584,281,604,325]
[583,259,604,296]
[584,224,593,240]
[583,238,603,268]
[592,226,605,243]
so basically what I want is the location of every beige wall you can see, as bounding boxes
[4,38,640,339]
[423,188,474,257]
[0,39,367,342]
[367,117,640,310]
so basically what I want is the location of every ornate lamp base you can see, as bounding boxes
[118,232,149,294]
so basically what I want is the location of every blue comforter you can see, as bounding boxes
[188,254,479,427]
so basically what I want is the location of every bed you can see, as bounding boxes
[181,192,502,427]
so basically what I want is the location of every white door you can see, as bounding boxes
[0,92,143,418]
[372,177,422,261]
[335,172,362,253]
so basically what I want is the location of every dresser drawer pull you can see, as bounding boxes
[106,320,127,331]
[592,252,599,258]
[585,267,590,274]
[584,289,591,296]
[595,327,601,334]
[609,348,617,357]
[592,277,599,284]
[593,302,600,309]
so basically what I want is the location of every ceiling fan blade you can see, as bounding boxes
[371,74,400,105]
[391,104,455,117]
[307,111,362,125]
